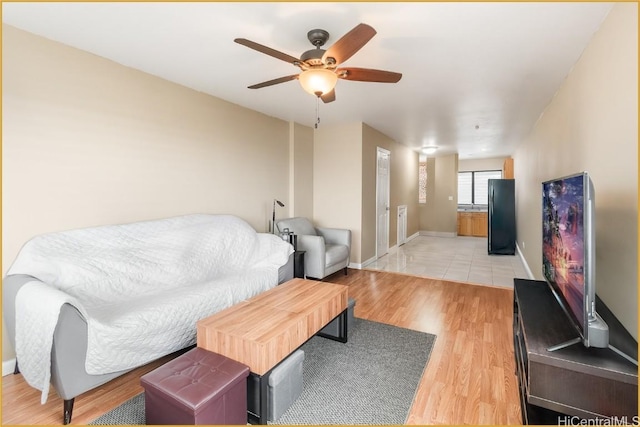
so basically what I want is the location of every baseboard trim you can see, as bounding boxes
[350,255,377,270]
[349,231,421,270]
[398,232,420,247]
[419,230,457,238]
[406,231,419,242]
[355,232,425,269]
[3,359,16,377]
[516,243,535,280]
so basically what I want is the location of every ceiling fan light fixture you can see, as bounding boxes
[422,146,438,155]
[298,69,338,97]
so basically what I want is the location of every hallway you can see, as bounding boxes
[365,235,530,288]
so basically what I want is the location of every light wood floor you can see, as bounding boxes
[1,269,522,425]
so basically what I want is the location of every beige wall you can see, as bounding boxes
[2,25,294,359]
[361,134,378,264]
[313,122,419,265]
[290,122,314,219]
[313,123,363,263]
[419,154,459,233]
[388,135,420,243]
[422,157,437,229]
[459,157,506,172]
[361,124,419,263]
[513,3,638,338]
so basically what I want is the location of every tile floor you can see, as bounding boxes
[365,235,530,289]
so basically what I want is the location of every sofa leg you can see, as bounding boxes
[344,267,348,275]
[13,359,19,375]
[63,399,74,425]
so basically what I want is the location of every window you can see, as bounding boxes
[418,157,427,204]
[458,172,472,204]
[458,170,502,205]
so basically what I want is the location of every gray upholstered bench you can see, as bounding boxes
[268,349,305,421]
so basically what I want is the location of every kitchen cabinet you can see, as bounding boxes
[457,212,488,237]
[503,158,514,179]
[472,212,488,237]
[457,212,472,236]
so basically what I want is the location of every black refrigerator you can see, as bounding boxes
[488,179,516,255]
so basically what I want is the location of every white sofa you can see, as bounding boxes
[2,214,293,424]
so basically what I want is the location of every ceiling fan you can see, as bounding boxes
[234,23,402,103]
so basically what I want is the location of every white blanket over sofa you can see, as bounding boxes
[8,214,293,403]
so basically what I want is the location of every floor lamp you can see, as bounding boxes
[271,199,285,234]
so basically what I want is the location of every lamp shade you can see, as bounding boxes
[298,69,338,96]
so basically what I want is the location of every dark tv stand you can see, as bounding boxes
[513,279,638,424]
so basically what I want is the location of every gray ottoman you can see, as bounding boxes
[320,297,356,336]
[268,349,304,421]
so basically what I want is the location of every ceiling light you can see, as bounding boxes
[298,69,338,97]
[422,146,438,155]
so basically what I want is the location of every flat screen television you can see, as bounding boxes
[542,172,610,351]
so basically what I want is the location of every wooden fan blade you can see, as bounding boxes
[337,67,402,83]
[321,89,336,103]
[248,74,299,89]
[322,23,376,65]
[234,38,300,65]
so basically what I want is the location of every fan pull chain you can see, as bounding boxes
[315,95,320,129]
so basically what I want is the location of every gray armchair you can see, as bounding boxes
[275,217,351,280]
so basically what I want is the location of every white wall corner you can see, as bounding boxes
[516,243,535,280]
[3,359,16,377]
[288,121,295,218]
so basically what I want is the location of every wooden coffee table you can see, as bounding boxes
[196,278,348,424]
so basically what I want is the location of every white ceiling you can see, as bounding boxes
[2,2,613,159]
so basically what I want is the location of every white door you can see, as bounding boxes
[376,148,390,258]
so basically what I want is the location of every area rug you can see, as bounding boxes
[89,318,436,425]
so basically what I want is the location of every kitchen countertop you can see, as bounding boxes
[457,208,488,212]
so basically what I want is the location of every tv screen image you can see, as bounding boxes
[541,173,637,364]
[542,173,586,330]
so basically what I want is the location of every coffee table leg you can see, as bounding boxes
[340,307,348,342]
[247,371,271,425]
[317,308,348,343]
[259,371,269,425]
